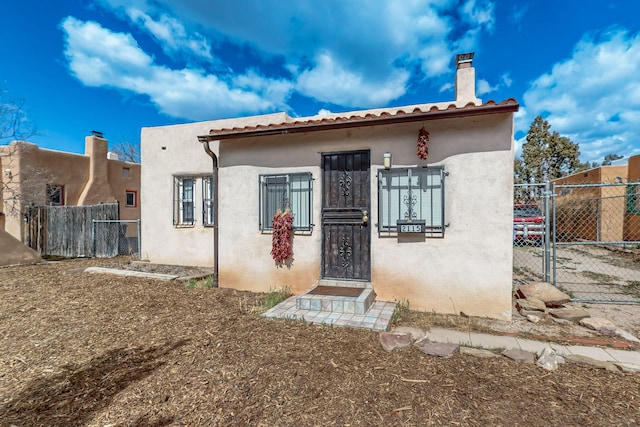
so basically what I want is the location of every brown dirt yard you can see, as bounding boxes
[1,258,639,426]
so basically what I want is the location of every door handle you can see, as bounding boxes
[362,210,368,224]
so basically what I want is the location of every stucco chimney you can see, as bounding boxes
[78,134,116,205]
[455,52,482,106]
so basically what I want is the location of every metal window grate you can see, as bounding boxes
[259,172,313,231]
[378,166,445,236]
[202,175,214,226]
[173,176,195,225]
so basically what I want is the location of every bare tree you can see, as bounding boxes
[1,86,43,218]
[110,136,140,163]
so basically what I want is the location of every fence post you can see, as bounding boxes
[551,182,557,287]
[92,219,96,258]
[137,219,141,260]
[544,181,551,283]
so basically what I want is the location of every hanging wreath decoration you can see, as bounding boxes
[271,208,294,265]
[417,127,429,160]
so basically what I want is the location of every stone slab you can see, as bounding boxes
[615,329,640,344]
[603,348,640,365]
[379,332,413,352]
[565,354,619,372]
[516,338,549,354]
[84,267,178,281]
[460,346,499,358]
[516,298,546,312]
[468,332,519,351]
[614,362,640,373]
[502,349,535,363]
[548,308,590,321]
[425,328,471,346]
[579,317,616,331]
[391,326,427,342]
[565,345,613,362]
[419,342,460,358]
[516,282,570,307]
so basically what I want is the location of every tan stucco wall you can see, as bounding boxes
[554,165,627,242]
[0,140,140,242]
[141,113,514,320]
[0,229,40,265]
[625,155,640,241]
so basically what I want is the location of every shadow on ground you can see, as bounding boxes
[0,340,188,427]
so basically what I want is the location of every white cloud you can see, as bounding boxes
[61,17,291,120]
[295,52,409,107]
[125,7,213,62]
[521,28,640,162]
[64,0,496,118]
[476,79,497,96]
[113,0,495,107]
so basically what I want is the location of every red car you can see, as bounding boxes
[513,204,545,245]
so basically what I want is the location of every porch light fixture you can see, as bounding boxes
[383,152,392,169]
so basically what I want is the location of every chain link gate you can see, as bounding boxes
[513,182,552,283]
[513,182,640,303]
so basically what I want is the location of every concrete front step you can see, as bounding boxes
[296,281,376,315]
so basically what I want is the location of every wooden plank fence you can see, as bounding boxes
[25,203,120,258]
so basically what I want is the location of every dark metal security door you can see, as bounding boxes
[322,151,371,280]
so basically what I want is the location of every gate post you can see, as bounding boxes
[544,181,552,283]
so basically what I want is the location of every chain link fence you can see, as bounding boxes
[93,219,141,259]
[552,182,640,302]
[513,182,640,303]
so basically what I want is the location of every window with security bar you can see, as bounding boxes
[259,172,313,231]
[202,175,214,226]
[378,166,445,236]
[173,176,195,226]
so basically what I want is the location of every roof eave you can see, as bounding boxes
[197,100,519,143]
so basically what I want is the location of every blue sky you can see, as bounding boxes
[1,0,639,163]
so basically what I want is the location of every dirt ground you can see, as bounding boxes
[1,258,639,426]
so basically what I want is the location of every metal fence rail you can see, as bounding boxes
[513,181,640,303]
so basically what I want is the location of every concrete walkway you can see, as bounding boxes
[425,327,640,368]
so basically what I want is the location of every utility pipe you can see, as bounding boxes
[200,138,219,288]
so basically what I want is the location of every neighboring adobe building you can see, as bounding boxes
[0,134,140,242]
[552,154,640,243]
[141,53,518,320]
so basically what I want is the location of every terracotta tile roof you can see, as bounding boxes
[198,98,519,142]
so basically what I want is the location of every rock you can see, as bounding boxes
[519,309,547,319]
[418,342,459,358]
[460,346,499,358]
[579,317,616,332]
[515,282,570,307]
[551,317,572,325]
[614,362,640,373]
[614,329,640,344]
[526,314,542,323]
[502,349,535,363]
[536,347,561,371]
[379,332,412,352]
[548,308,590,321]
[516,298,546,312]
[565,354,619,373]
[391,326,427,342]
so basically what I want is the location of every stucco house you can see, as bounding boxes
[141,53,518,320]
[0,133,141,242]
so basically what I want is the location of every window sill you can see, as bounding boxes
[174,224,196,229]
